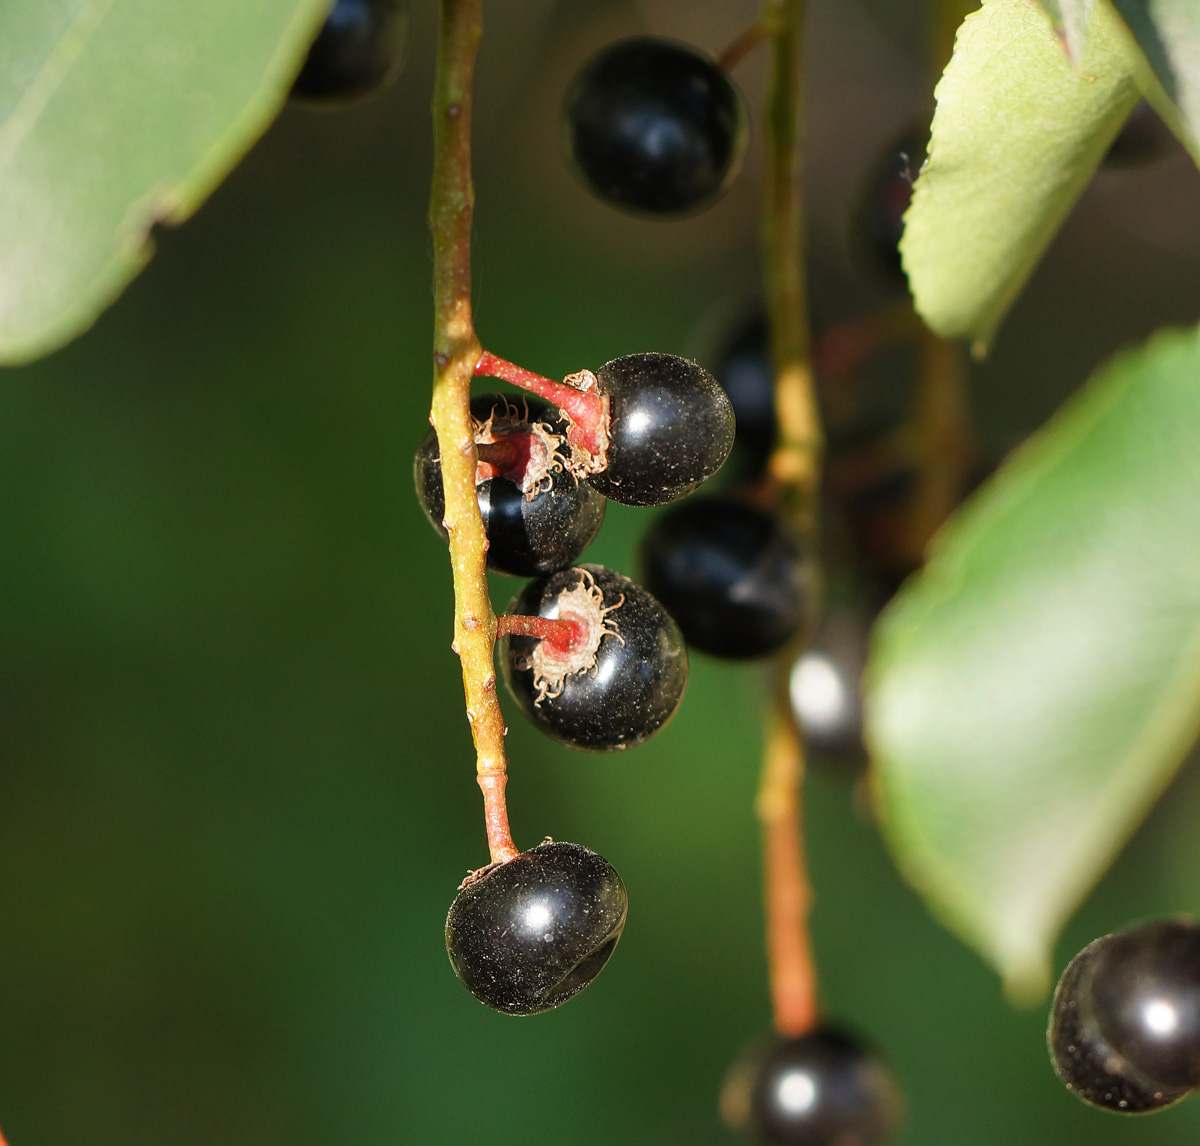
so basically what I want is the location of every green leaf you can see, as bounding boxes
[0,0,330,365]
[866,326,1200,1002]
[901,0,1140,352]
[1110,0,1200,155]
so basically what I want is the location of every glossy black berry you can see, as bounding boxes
[789,605,869,764]
[639,496,813,659]
[291,0,408,105]
[586,353,735,507]
[499,564,688,752]
[564,37,747,217]
[414,394,605,578]
[445,841,627,1016]
[714,315,776,478]
[1049,920,1200,1112]
[721,1026,903,1146]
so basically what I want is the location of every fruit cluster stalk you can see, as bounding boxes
[427,0,518,865]
[758,0,821,1039]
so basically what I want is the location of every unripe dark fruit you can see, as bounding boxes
[445,841,627,1016]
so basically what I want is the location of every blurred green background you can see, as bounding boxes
[5,1,1200,1143]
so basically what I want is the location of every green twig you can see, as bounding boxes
[428,0,518,867]
[758,0,820,1040]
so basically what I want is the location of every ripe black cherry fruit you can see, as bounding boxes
[498,564,688,752]
[1049,919,1200,1112]
[789,605,869,765]
[564,37,747,217]
[585,353,735,506]
[445,841,627,1016]
[714,314,776,478]
[474,350,735,507]
[721,1026,903,1146]
[639,496,813,660]
[414,393,605,577]
[291,0,408,105]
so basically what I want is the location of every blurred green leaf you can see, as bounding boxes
[1111,0,1200,155]
[901,0,1140,352]
[867,326,1200,1002]
[0,0,329,365]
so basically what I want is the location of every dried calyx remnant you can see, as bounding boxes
[509,568,626,703]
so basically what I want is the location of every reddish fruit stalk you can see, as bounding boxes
[496,613,587,654]
[475,350,607,459]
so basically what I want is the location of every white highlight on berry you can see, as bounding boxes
[775,1069,818,1115]
[790,653,847,731]
[1144,999,1179,1036]
[522,902,553,933]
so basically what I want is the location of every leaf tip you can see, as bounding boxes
[1001,954,1051,1008]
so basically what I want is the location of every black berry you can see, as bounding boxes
[585,353,735,507]
[445,840,627,1016]
[498,564,688,752]
[1049,920,1200,1112]
[414,394,606,578]
[564,37,747,217]
[291,0,408,105]
[721,1026,903,1146]
[789,605,868,764]
[639,495,813,660]
[714,314,776,478]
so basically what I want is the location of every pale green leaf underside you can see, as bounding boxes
[0,0,330,365]
[867,327,1200,1001]
[901,0,1140,351]
[1111,0,1200,159]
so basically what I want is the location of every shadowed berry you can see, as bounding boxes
[639,495,814,659]
[722,1026,904,1146]
[564,37,747,216]
[414,393,605,577]
[292,0,408,105]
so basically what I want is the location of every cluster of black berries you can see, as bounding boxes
[414,350,734,1014]
[1049,919,1200,1113]
[415,352,734,754]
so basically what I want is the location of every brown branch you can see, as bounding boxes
[899,327,974,565]
[758,693,818,1037]
[716,19,774,73]
[758,0,820,1039]
[428,0,518,866]
[763,0,821,528]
